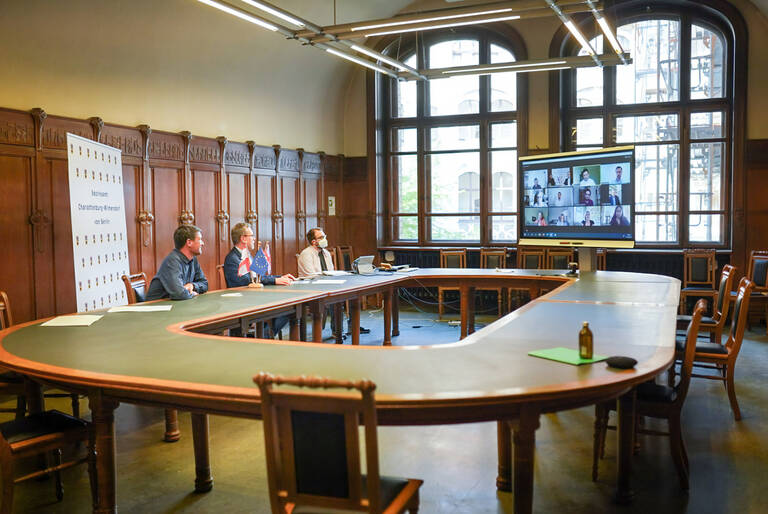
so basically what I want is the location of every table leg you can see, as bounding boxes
[392,288,400,337]
[496,420,512,492]
[311,302,323,343]
[615,388,636,504]
[299,304,307,341]
[191,413,213,493]
[289,307,300,341]
[511,407,541,514]
[89,391,119,514]
[24,378,44,414]
[468,286,476,335]
[460,284,475,339]
[383,288,392,346]
[333,303,344,344]
[163,409,180,442]
[350,298,361,345]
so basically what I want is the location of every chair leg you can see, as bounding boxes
[87,432,98,511]
[438,289,444,319]
[667,414,689,490]
[53,448,64,500]
[592,403,609,481]
[407,487,420,513]
[497,290,502,317]
[724,364,742,421]
[70,394,80,418]
[164,409,181,442]
[14,396,26,420]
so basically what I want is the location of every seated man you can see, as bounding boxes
[224,222,295,287]
[146,224,208,301]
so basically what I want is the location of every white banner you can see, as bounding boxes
[67,133,130,312]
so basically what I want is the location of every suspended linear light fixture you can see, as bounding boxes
[239,0,305,27]
[545,0,601,65]
[585,0,628,64]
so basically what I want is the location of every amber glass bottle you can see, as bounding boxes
[579,321,593,360]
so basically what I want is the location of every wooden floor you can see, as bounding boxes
[4,304,768,513]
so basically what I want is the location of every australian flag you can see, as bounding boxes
[250,247,270,277]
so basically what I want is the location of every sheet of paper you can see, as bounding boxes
[41,315,103,327]
[322,270,351,276]
[314,279,347,284]
[220,293,243,297]
[107,305,173,313]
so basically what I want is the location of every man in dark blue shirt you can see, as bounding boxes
[223,222,294,287]
[146,225,208,301]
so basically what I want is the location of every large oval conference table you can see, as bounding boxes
[0,269,680,513]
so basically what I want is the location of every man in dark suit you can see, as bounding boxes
[224,223,295,287]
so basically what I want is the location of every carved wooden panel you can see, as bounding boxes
[189,138,220,165]
[0,155,36,322]
[256,175,273,248]
[48,158,77,315]
[227,172,247,241]
[100,125,143,159]
[300,176,320,243]
[152,167,183,272]
[302,152,322,176]
[0,110,34,147]
[278,149,300,173]
[122,165,141,275]
[224,142,250,170]
[42,116,91,150]
[280,175,298,275]
[253,145,276,171]
[192,169,219,285]
[148,132,184,162]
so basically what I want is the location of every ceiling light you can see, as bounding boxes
[239,0,305,27]
[442,60,568,74]
[366,15,521,37]
[564,20,595,56]
[197,0,278,31]
[351,8,514,31]
[324,48,399,78]
[350,45,411,72]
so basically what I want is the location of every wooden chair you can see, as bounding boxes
[546,247,574,270]
[0,409,95,513]
[121,273,180,442]
[478,248,507,316]
[676,264,735,344]
[438,249,467,319]
[679,249,717,314]
[253,373,422,514]
[675,277,755,421]
[216,264,226,289]
[337,245,353,272]
[595,248,607,271]
[741,250,768,331]
[508,247,545,309]
[0,291,27,419]
[593,299,707,490]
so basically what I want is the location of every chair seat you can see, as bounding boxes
[293,475,412,513]
[674,336,728,355]
[0,410,87,444]
[681,287,716,293]
[637,381,676,403]
[676,314,716,325]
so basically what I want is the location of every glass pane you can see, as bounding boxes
[690,142,723,210]
[491,215,517,242]
[429,40,479,116]
[395,216,418,241]
[636,214,678,242]
[616,114,679,143]
[395,55,418,118]
[691,24,725,99]
[616,20,680,104]
[576,36,603,107]
[689,214,723,243]
[396,155,418,213]
[394,128,417,153]
[491,122,517,148]
[430,216,480,241]
[635,144,679,212]
[490,43,517,112]
[430,125,479,151]
[574,118,603,146]
[491,150,517,212]
[430,152,480,213]
[690,112,723,139]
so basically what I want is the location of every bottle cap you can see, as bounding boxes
[583,321,589,327]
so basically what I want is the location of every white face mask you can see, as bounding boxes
[318,238,328,249]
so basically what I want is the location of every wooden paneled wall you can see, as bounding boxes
[0,107,343,323]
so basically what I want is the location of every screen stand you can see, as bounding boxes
[578,247,597,272]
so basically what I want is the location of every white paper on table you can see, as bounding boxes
[107,305,173,313]
[220,293,243,297]
[322,270,351,276]
[314,279,347,284]
[495,268,516,273]
[41,315,104,327]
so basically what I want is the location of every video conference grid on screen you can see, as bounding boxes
[520,148,634,241]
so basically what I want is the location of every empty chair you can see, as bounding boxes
[216,264,226,290]
[121,272,180,442]
[253,373,422,513]
[438,249,467,319]
[593,299,707,490]
[546,247,574,270]
[595,248,607,271]
[336,245,353,272]
[509,247,546,308]
[740,250,768,331]
[679,249,717,314]
[479,248,507,316]
[676,264,735,344]
[0,291,27,419]
[676,277,755,420]
[0,409,94,513]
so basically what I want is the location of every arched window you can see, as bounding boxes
[561,8,733,247]
[386,29,525,244]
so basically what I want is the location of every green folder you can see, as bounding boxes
[528,347,607,366]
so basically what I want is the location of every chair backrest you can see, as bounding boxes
[121,272,148,305]
[516,247,545,269]
[0,290,13,329]
[440,249,466,269]
[216,264,226,289]
[746,250,768,290]
[546,248,574,270]
[254,373,381,514]
[675,299,707,406]
[337,246,353,271]
[480,248,506,269]
[595,248,607,271]
[713,264,736,322]
[682,249,716,288]
[724,277,755,356]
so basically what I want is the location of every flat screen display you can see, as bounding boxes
[518,146,635,248]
